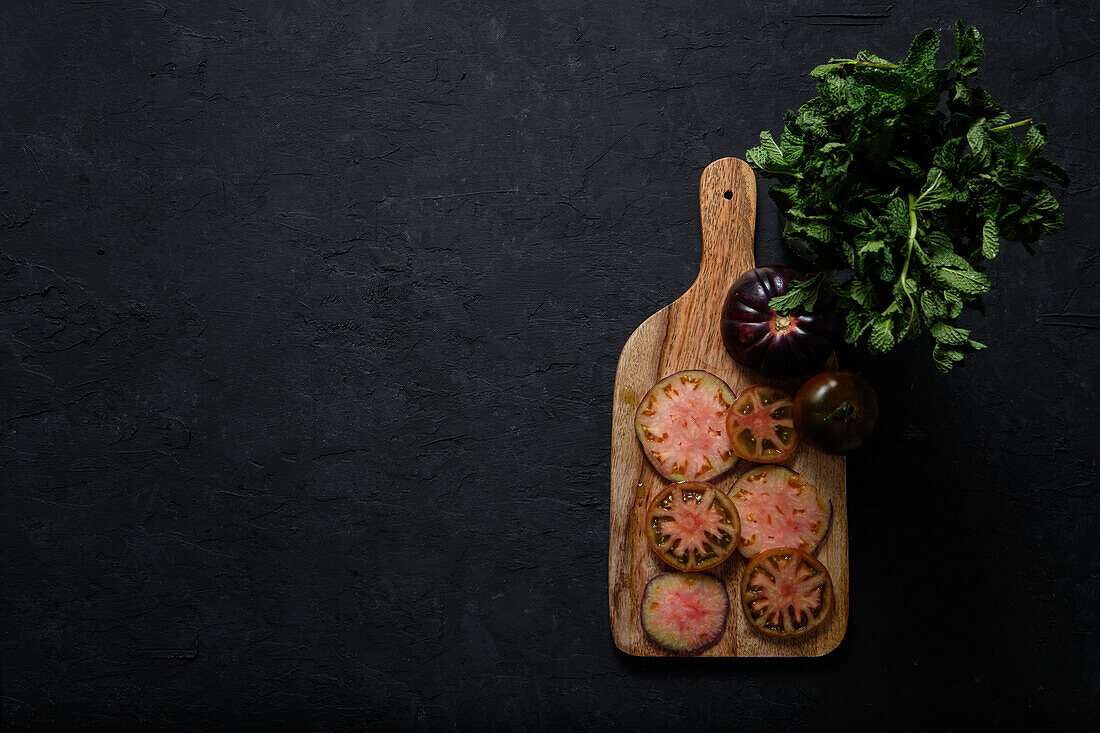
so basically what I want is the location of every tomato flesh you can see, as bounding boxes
[641,572,729,653]
[729,464,831,559]
[725,385,799,463]
[635,370,737,482]
[741,547,834,638]
[645,482,741,571]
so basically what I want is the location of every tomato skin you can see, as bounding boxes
[720,266,837,379]
[792,370,878,454]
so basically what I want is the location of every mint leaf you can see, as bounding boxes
[848,278,876,308]
[944,290,964,319]
[745,144,768,170]
[769,272,829,314]
[1031,157,1070,187]
[768,288,808,314]
[981,219,999,259]
[953,22,984,76]
[930,321,970,346]
[967,119,992,164]
[912,168,955,211]
[901,28,940,71]
[758,131,784,165]
[845,310,874,344]
[920,290,947,319]
[780,129,804,165]
[1021,123,1048,158]
[928,249,971,269]
[935,266,991,295]
[933,343,966,372]
[869,316,896,353]
[1030,187,1060,213]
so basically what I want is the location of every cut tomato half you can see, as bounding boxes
[645,482,741,571]
[741,547,834,638]
[725,385,799,463]
[635,370,737,482]
[641,572,729,653]
[729,464,831,559]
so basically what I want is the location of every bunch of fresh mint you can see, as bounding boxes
[747,22,1068,372]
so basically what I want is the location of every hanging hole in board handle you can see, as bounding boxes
[723,190,733,199]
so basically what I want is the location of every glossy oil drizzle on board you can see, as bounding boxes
[608,158,848,658]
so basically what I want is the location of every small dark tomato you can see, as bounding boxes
[720,266,836,379]
[792,370,878,454]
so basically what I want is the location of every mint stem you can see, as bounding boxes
[830,58,899,70]
[888,193,922,328]
[990,118,1033,132]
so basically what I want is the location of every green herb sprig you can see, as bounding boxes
[747,23,1068,372]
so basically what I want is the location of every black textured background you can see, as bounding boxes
[2,1,1097,729]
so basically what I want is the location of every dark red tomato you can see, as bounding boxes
[720,266,836,379]
[792,370,879,454]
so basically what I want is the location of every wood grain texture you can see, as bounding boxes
[608,157,848,658]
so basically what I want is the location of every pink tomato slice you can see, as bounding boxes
[641,572,729,653]
[635,370,737,482]
[729,464,831,559]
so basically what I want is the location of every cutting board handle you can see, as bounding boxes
[693,157,757,298]
[654,158,758,376]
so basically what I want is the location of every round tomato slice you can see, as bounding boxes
[641,572,729,653]
[645,482,741,571]
[741,547,834,638]
[635,370,737,482]
[724,385,799,463]
[729,464,831,559]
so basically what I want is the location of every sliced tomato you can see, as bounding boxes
[741,547,834,638]
[634,370,737,482]
[728,464,831,559]
[645,482,741,571]
[724,385,799,463]
[641,572,729,653]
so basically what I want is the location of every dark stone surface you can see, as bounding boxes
[1,1,1097,729]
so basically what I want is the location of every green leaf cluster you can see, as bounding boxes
[746,23,1068,372]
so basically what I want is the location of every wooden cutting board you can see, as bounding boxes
[608,157,848,657]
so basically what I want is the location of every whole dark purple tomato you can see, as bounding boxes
[720,266,836,379]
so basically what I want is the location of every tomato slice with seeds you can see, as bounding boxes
[641,572,729,653]
[634,370,737,482]
[724,385,799,463]
[729,464,831,559]
[645,482,741,571]
[741,547,834,638]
